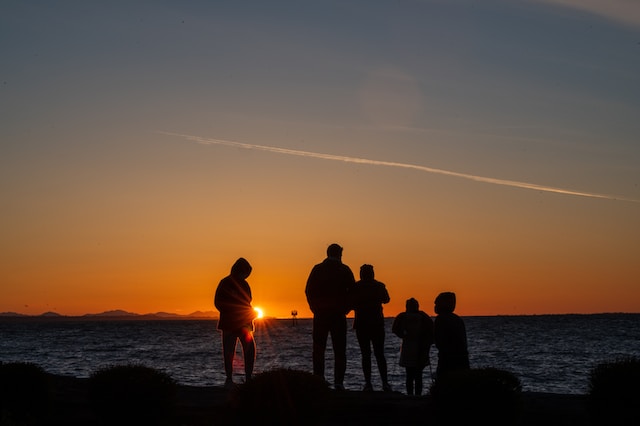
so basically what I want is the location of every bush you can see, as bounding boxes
[430,367,522,426]
[0,361,50,425]
[88,363,178,426]
[588,356,640,426]
[229,368,330,426]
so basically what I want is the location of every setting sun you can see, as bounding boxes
[254,307,264,319]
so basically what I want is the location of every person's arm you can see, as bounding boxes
[379,283,390,304]
[305,266,319,313]
[423,313,435,347]
[392,314,405,338]
[214,280,230,312]
[343,266,356,314]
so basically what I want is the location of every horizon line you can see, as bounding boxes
[3,310,638,320]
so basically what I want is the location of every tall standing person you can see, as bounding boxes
[305,243,356,390]
[214,257,257,388]
[352,264,392,392]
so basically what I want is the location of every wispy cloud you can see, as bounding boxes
[535,0,640,28]
[159,131,638,203]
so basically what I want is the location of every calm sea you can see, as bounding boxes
[1,314,638,395]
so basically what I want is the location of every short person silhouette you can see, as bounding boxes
[392,298,434,396]
[434,291,470,377]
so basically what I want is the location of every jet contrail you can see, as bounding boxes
[159,131,638,203]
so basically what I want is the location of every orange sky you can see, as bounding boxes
[4,190,639,318]
[2,1,640,318]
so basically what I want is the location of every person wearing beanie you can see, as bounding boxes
[392,297,434,396]
[352,264,392,392]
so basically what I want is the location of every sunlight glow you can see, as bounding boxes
[254,307,264,319]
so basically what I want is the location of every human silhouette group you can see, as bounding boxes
[214,243,470,395]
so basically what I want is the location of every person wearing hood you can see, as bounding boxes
[214,257,257,387]
[392,297,434,396]
[434,291,469,377]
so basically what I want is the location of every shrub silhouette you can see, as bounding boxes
[588,356,640,426]
[88,363,177,426]
[0,361,50,426]
[430,367,522,426]
[229,368,330,426]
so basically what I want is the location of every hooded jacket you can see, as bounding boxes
[214,258,256,331]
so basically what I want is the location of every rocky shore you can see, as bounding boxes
[43,374,589,426]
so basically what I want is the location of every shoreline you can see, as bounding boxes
[44,374,590,426]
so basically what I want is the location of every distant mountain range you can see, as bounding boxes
[0,309,219,320]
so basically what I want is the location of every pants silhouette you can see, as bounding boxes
[222,328,255,381]
[312,313,347,385]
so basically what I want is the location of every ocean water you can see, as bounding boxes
[1,314,638,394]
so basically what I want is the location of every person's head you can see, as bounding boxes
[327,243,343,259]
[360,264,374,280]
[406,297,419,312]
[435,292,456,315]
[230,257,252,280]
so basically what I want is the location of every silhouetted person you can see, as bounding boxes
[305,243,356,390]
[214,257,257,387]
[352,264,391,391]
[434,291,469,377]
[392,298,434,396]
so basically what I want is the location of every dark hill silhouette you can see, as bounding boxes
[0,310,219,320]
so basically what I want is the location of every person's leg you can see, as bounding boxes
[239,328,256,381]
[356,328,372,388]
[221,331,238,383]
[405,367,414,395]
[312,315,329,379]
[371,326,389,389]
[330,315,347,388]
[415,367,424,396]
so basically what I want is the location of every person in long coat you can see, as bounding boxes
[434,291,470,376]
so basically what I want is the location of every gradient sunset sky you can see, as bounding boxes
[2,0,639,318]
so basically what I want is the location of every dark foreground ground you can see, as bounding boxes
[44,374,589,426]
